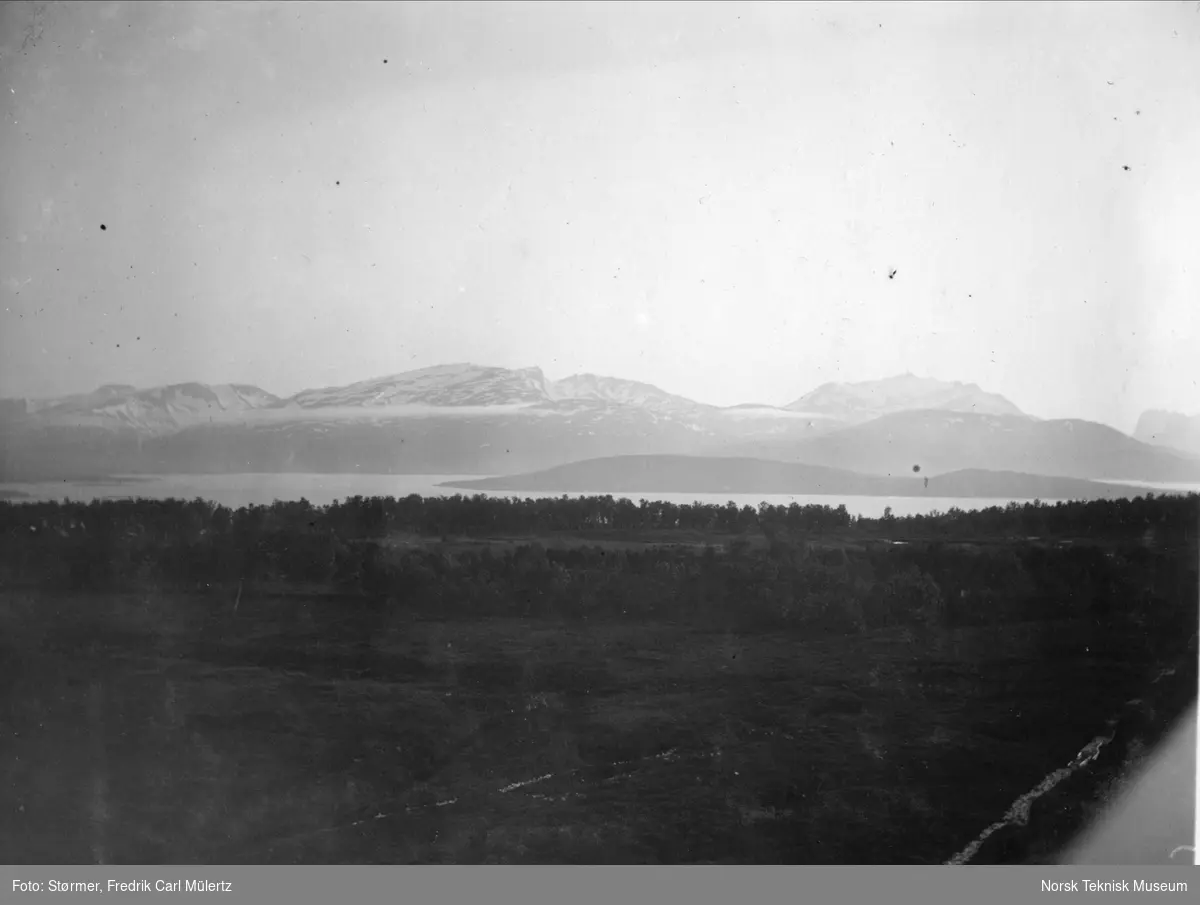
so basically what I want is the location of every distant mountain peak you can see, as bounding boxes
[544,372,707,413]
[1134,409,1200,457]
[288,363,551,409]
[785,374,1025,420]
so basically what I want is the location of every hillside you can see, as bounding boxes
[4,494,1195,864]
[716,410,1200,484]
[440,455,1151,500]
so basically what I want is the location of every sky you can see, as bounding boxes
[1,1,1198,431]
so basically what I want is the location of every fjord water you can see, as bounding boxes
[0,472,1136,518]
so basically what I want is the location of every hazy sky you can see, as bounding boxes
[1,1,1197,429]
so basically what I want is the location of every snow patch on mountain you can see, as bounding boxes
[29,382,280,434]
[289,364,551,408]
[544,373,708,414]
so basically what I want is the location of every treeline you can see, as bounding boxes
[1,495,1196,639]
[2,490,1196,543]
[872,494,1196,542]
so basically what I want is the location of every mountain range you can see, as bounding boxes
[2,365,1198,493]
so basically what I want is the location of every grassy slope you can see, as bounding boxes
[3,558,1193,865]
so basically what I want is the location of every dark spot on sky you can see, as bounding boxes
[912,464,920,473]
[1122,165,1131,171]
[888,269,897,279]
[383,59,388,64]
[1135,110,1141,116]
[336,181,340,185]
[99,224,106,230]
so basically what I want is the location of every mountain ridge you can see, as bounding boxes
[3,364,1195,487]
[11,382,281,435]
[5,365,1029,424]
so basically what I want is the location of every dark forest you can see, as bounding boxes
[1,493,1196,864]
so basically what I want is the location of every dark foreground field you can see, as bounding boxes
[0,494,1196,864]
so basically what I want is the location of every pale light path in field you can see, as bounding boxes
[943,727,1118,866]
[946,662,1192,866]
